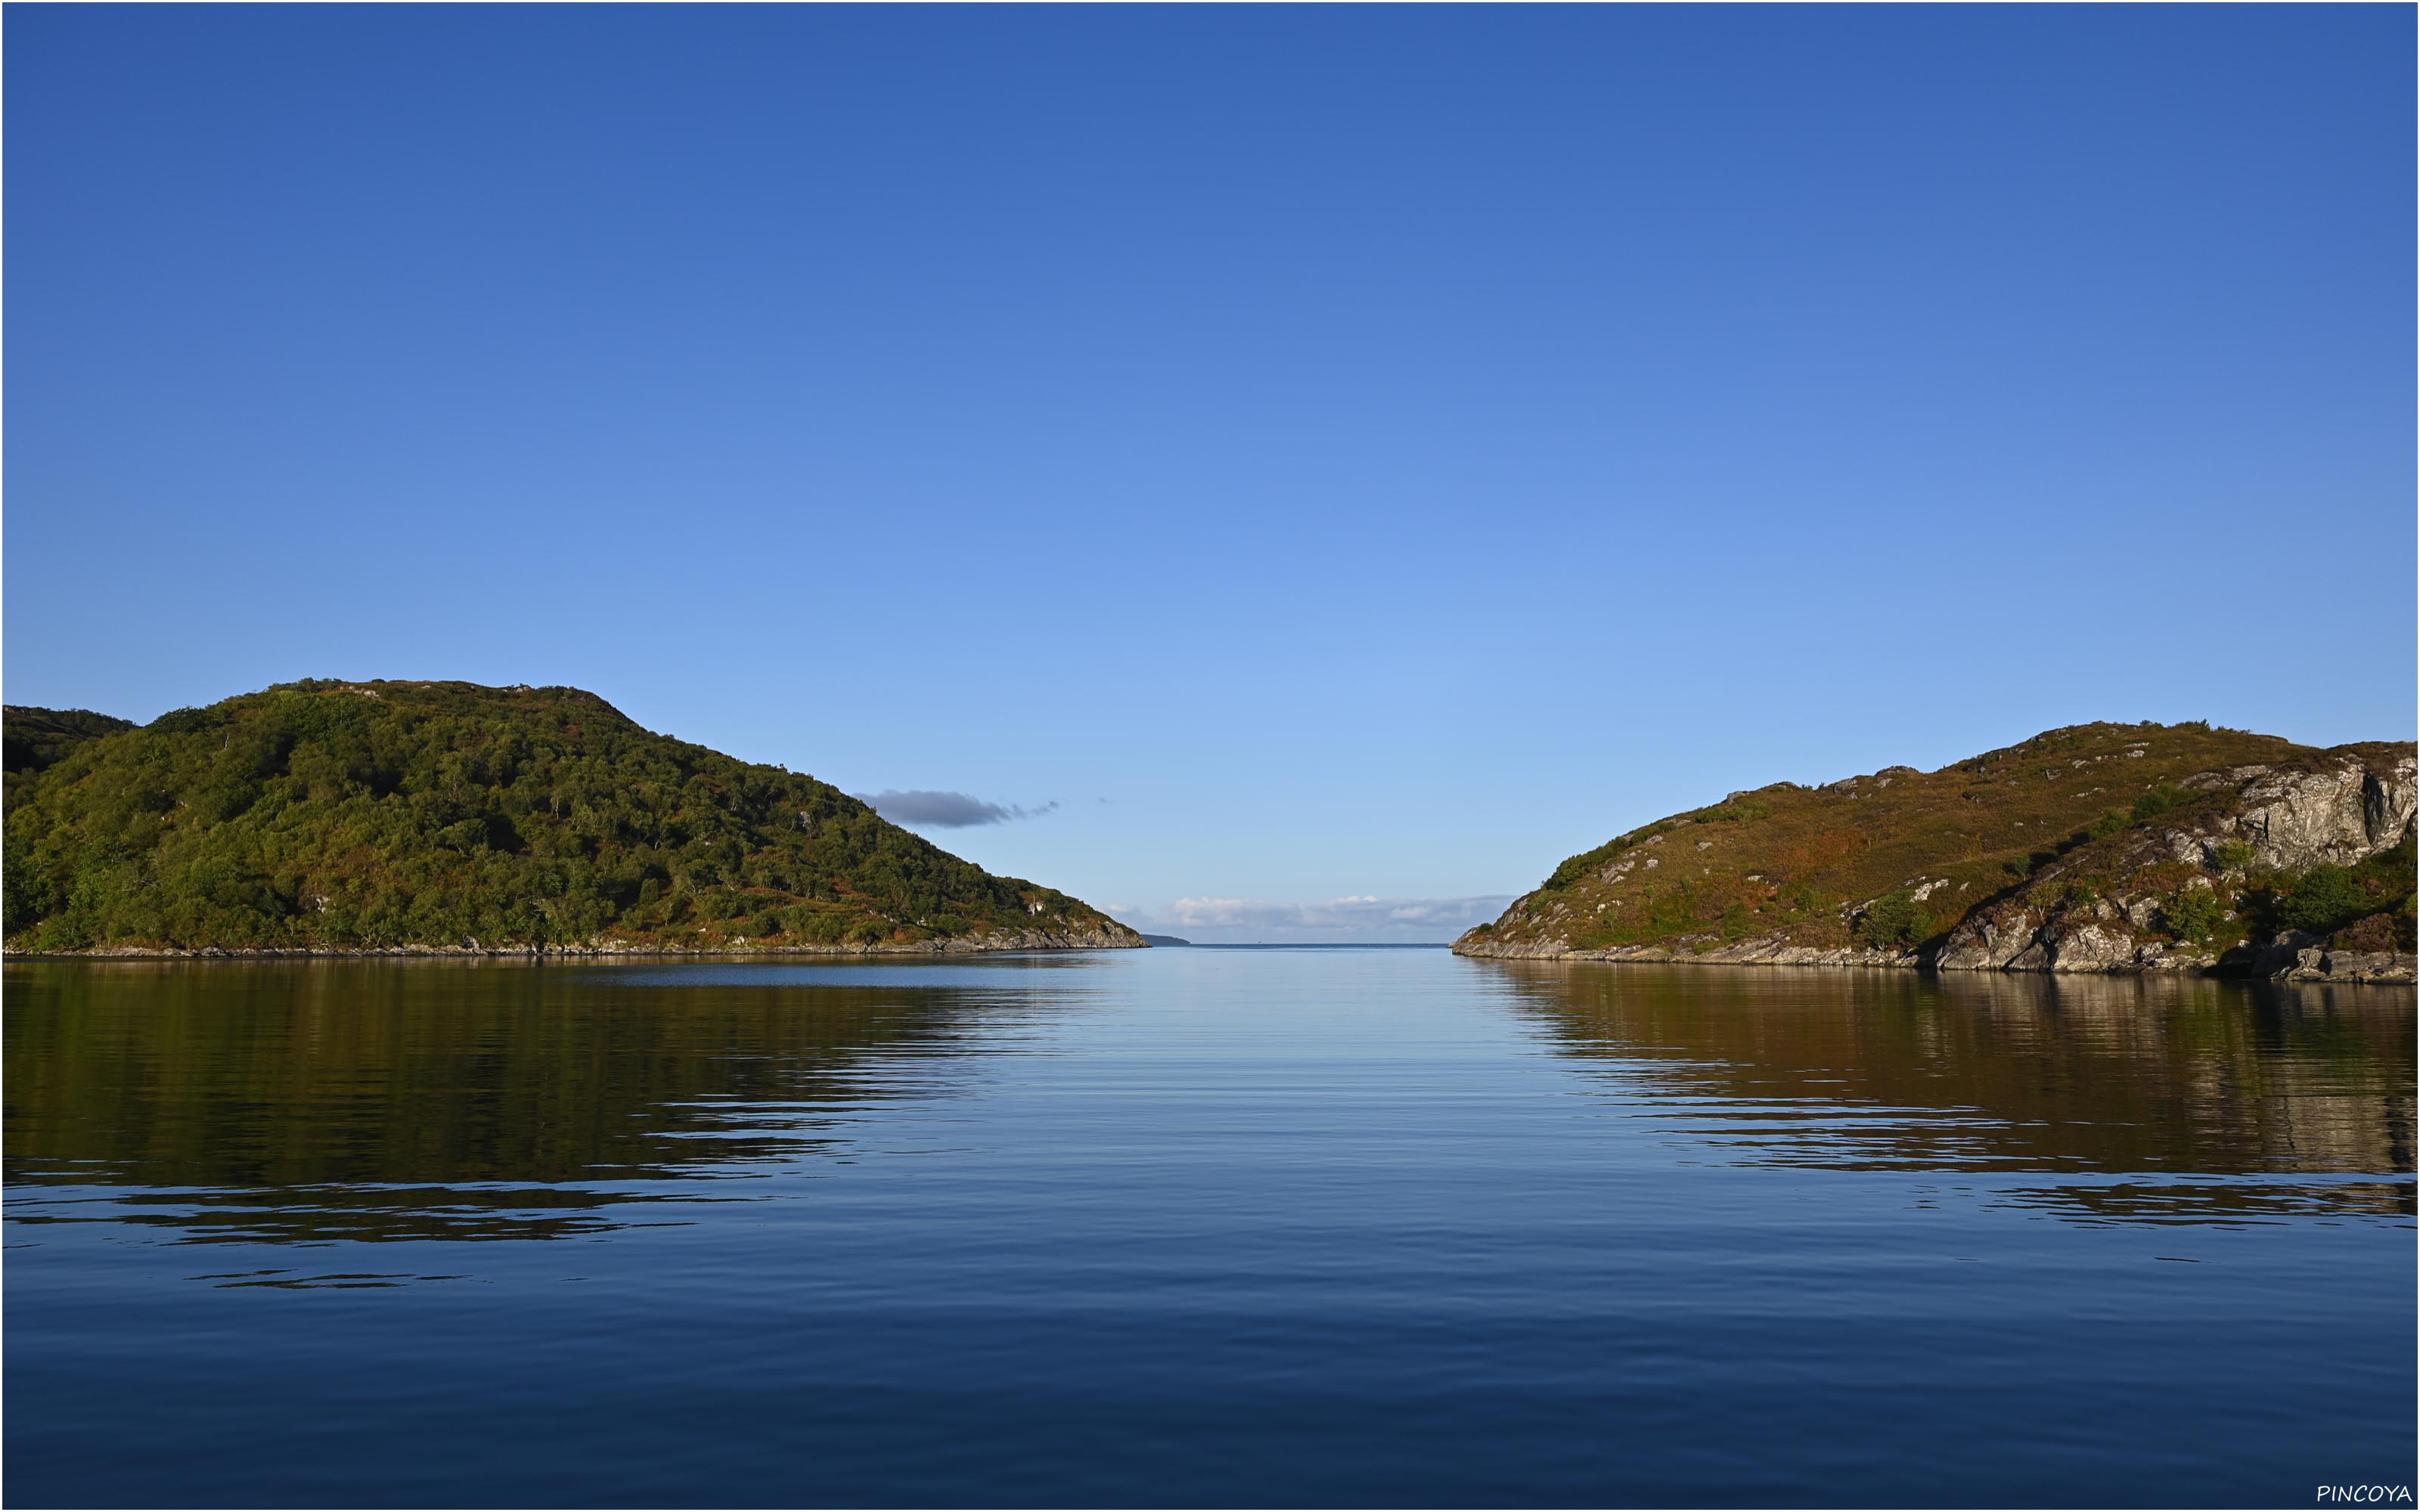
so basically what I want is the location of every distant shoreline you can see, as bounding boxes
[2,940,1455,962]
[0,940,1145,962]
[1187,942,1450,949]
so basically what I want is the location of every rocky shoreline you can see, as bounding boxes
[1452,933,2415,984]
[5,920,1151,961]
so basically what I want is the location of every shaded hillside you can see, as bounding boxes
[2,680,1141,956]
[1456,722,2415,979]
[5,706,135,776]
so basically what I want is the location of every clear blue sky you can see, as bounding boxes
[7,6,2412,941]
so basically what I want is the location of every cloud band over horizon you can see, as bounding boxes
[1115,894,1515,942]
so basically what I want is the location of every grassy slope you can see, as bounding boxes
[3,679,1137,954]
[1463,720,2415,961]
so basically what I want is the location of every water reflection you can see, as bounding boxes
[4,959,1073,1250]
[1483,963,2417,1225]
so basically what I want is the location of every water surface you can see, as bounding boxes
[6,950,2412,1506]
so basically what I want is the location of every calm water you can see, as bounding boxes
[5,950,2413,1507]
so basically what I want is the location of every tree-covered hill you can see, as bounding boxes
[2,680,1142,956]
[1457,721,2415,978]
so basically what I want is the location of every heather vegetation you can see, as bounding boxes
[2,680,1129,953]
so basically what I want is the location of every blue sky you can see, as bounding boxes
[7,6,2412,942]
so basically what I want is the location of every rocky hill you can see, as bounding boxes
[3,680,1143,956]
[1454,722,2415,982]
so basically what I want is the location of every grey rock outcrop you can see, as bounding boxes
[1979,916,2214,975]
[2267,947,2416,984]
[2217,751,2418,871]
[1934,747,2413,978]
[1454,929,1914,968]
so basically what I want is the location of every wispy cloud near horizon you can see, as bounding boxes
[855,789,1062,828]
[1117,894,1514,943]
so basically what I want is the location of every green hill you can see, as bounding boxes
[2,679,1143,956]
[1456,721,2415,980]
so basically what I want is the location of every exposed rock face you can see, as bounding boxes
[1934,748,2414,978]
[2268,948,2416,985]
[1452,932,1914,968]
[1965,918,2217,976]
[879,919,1149,953]
[2220,751,2418,871]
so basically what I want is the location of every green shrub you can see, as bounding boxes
[1543,822,1671,891]
[1853,890,1931,950]
[2161,888,2228,945]
[793,909,855,945]
[145,707,220,736]
[2211,841,2255,872]
[2279,864,2375,936]
[2244,836,2412,940]
[1693,801,1771,825]
[2131,784,2192,822]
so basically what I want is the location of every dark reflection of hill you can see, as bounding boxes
[3,960,1044,1247]
[1479,963,2416,1225]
